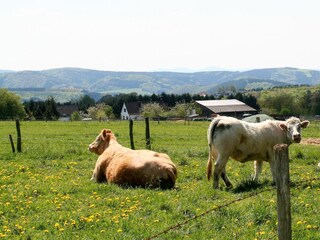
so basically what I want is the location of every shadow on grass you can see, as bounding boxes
[231,179,271,193]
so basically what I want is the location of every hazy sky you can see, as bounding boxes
[1,0,319,72]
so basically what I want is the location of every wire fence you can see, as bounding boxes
[146,177,320,240]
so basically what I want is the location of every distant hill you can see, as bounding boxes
[0,70,14,73]
[0,67,319,102]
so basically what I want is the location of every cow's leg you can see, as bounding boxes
[253,160,263,182]
[221,166,232,188]
[91,164,107,182]
[91,166,98,181]
[213,154,228,189]
[206,145,213,180]
[269,159,276,184]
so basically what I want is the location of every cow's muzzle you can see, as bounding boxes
[293,134,301,143]
[88,145,95,152]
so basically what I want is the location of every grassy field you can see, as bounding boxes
[0,120,319,239]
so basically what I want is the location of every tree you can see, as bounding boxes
[0,88,26,119]
[140,103,164,119]
[87,103,114,121]
[311,90,320,115]
[258,93,296,115]
[299,90,312,115]
[44,97,59,120]
[70,111,82,121]
[170,103,191,118]
[76,95,95,112]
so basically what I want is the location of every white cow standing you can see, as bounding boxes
[206,116,309,189]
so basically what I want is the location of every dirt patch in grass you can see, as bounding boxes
[300,138,320,145]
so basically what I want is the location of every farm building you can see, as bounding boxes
[57,104,79,121]
[120,102,143,120]
[196,99,258,118]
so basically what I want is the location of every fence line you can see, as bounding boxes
[145,177,320,240]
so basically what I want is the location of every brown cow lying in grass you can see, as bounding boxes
[88,129,177,189]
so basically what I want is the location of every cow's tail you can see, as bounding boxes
[207,118,220,180]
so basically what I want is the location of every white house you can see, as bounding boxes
[120,102,142,120]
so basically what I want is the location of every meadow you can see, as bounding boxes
[0,120,319,239]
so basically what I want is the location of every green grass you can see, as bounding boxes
[0,120,319,239]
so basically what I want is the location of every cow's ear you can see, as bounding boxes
[301,120,310,128]
[279,123,287,131]
[105,129,112,134]
[101,129,108,140]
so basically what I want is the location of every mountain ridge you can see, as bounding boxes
[1,67,319,102]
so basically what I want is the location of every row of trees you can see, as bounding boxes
[258,90,320,116]
[24,97,59,120]
[0,89,260,120]
[98,92,260,118]
[1,87,320,120]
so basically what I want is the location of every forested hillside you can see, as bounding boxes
[0,67,319,103]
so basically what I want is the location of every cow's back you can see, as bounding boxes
[209,117,288,163]
[106,148,177,189]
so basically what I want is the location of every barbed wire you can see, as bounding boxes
[145,177,320,240]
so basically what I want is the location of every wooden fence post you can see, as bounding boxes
[129,119,135,150]
[145,117,151,150]
[16,119,22,153]
[9,135,15,153]
[274,144,292,240]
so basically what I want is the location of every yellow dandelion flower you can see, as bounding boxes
[247,221,254,227]
[117,229,122,233]
[306,225,312,229]
[297,221,303,225]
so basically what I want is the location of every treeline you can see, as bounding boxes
[3,86,320,120]
[258,89,320,116]
[24,97,59,120]
[98,92,260,117]
[0,90,259,120]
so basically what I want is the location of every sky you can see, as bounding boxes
[0,0,320,72]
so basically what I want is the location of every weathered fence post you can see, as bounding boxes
[274,144,292,240]
[15,119,22,153]
[9,135,15,153]
[145,117,151,150]
[129,119,135,150]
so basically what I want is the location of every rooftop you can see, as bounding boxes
[196,99,257,113]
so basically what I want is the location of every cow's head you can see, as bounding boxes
[279,117,309,143]
[88,129,116,155]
